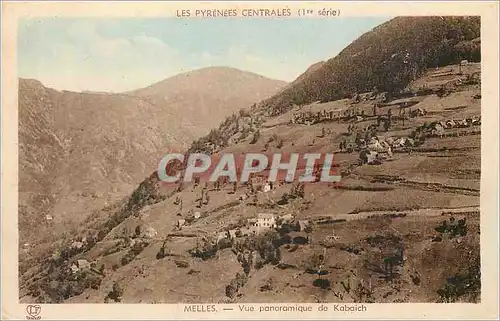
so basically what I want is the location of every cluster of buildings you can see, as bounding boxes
[422,115,481,137]
[343,132,413,155]
[215,213,311,243]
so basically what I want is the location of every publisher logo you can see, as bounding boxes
[26,305,42,320]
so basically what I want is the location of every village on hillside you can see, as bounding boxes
[17,14,484,306]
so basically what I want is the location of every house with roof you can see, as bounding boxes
[256,213,277,230]
[289,231,310,245]
[298,220,311,232]
[367,137,384,152]
[77,259,91,269]
[216,231,229,243]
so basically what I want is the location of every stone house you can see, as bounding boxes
[298,220,311,232]
[256,213,277,230]
[279,214,294,224]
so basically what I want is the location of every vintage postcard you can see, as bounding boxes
[1,1,499,320]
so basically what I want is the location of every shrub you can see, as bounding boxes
[174,260,189,268]
[121,255,133,266]
[121,241,148,266]
[254,232,281,265]
[36,267,104,303]
[434,217,467,238]
[268,134,279,143]
[278,233,292,245]
[225,283,237,298]
[239,109,250,117]
[437,255,480,303]
[304,250,325,271]
[225,273,248,298]
[313,278,331,289]
[292,236,309,245]
[156,245,169,259]
[189,242,218,260]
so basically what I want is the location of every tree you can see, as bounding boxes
[106,282,123,303]
[250,130,261,144]
[225,283,237,298]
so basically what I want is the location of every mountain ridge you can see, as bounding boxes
[18,67,286,274]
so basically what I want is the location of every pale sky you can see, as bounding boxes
[18,17,391,93]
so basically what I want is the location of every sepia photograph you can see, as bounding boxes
[1,1,499,320]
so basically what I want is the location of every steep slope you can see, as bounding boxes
[129,67,287,139]
[19,79,184,266]
[262,16,480,115]
[18,68,286,272]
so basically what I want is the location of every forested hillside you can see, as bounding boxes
[262,16,480,115]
